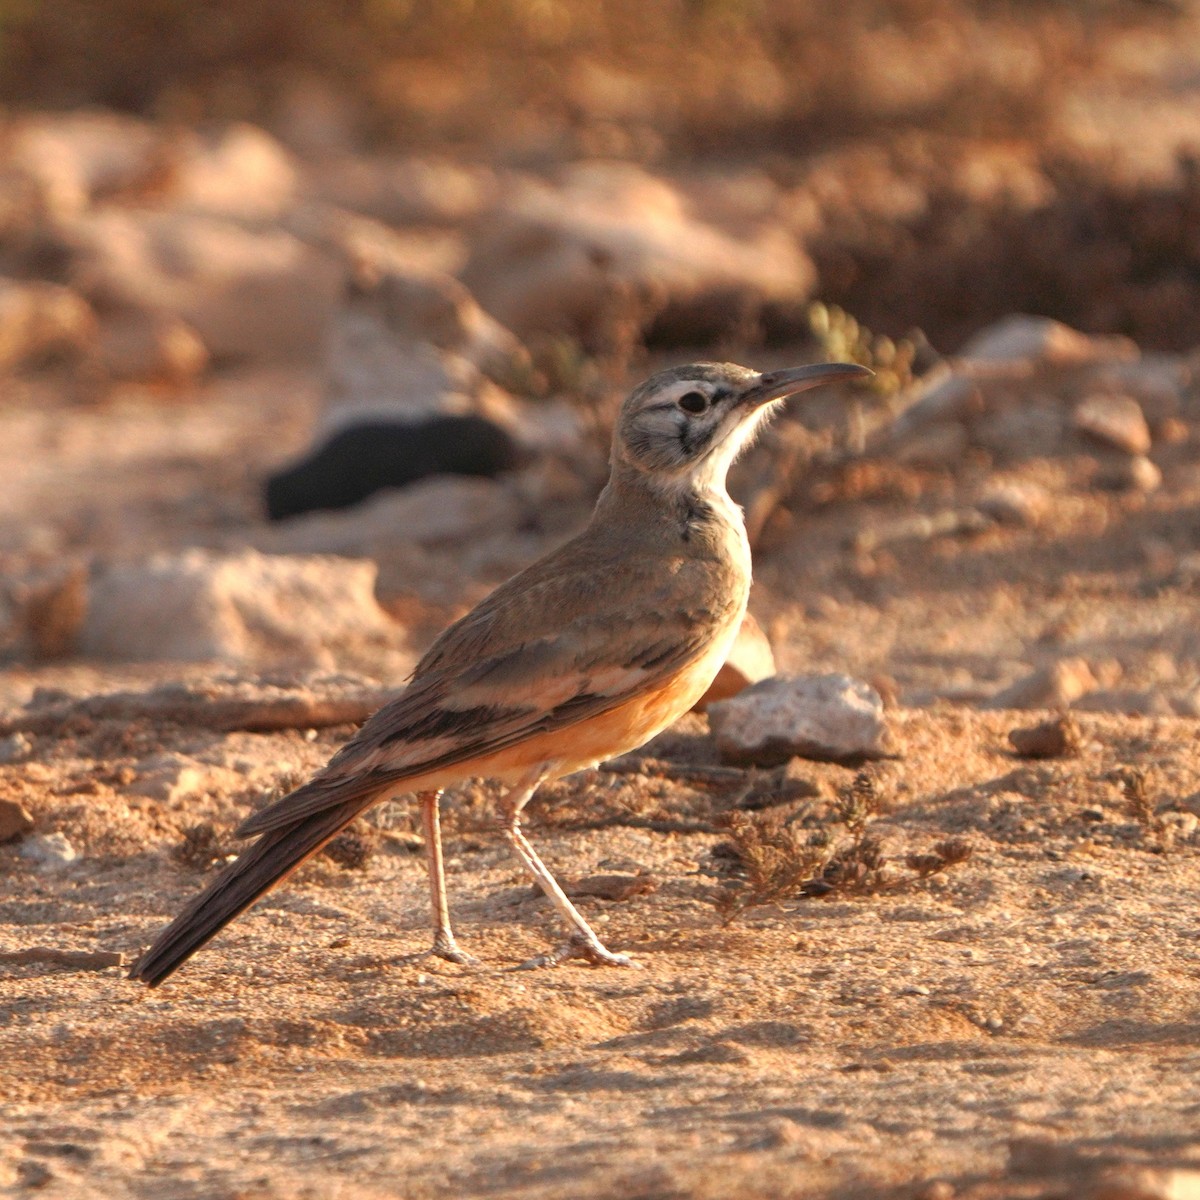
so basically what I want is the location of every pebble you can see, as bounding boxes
[1074,393,1152,455]
[17,832,77,867]
[0,732,33,764]
[707,673,893,766]
[1008,714,1082,758]
[976,478,1052,528]
[1094,454,1161,494]
[989,658,1098,709]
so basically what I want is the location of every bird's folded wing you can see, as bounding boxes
[237,599,729,837]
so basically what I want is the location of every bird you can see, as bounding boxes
[129,358,870,986]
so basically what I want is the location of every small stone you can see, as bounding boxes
[976,478,1052,528]
[1094,454,1162,494]
[17,832,77,867]
[708,673,893,766]
[1074,394,1152,455]
[989,658,1097,709]
[0,797,34,842]
[128,754,210,804]
[0,732,33,764]
[1008,714,1082,758]
[694,612,776,710]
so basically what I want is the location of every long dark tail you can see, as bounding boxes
[128,790,380,987]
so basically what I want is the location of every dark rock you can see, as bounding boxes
[264,415,523,521]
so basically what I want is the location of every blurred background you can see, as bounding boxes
[2,0,1200,706]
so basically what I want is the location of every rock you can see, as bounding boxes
[0,278,96,371]
[63,209,341,363]
[1074,394,1152,455]
[266,475,522,556]
[958,315,1137,368]
[461,161,815,346]
[976,478,1052,528]
[1008,714,1082,758]
[18,832,77,867]
[0,733,33,765]
[128,753,212,804]
[989,658,1098,709]
[1094,454,1161,494]
[335,260,528,390]
[0,797,34,842]
[694,612,776,710]
[80,549,394,666]
[169,123,298,220]
[265,415,522,521]
[1087,355,1190,424]
[707,673,893,766]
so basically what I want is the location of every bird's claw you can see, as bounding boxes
[519,932,640,970]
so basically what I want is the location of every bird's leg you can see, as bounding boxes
[417,790,477,965]
[499,770,637,969]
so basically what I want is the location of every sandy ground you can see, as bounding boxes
[4,371,1200,1200]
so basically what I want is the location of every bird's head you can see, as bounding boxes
[611,360,872,492]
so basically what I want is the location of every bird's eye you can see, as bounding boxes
[677,390,709,414]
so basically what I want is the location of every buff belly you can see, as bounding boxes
[457,615,744,785]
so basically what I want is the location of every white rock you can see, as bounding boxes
[461,162,815,345]
[694,612,776,710]
[266,475,522,556]
[168,123,298,220]
[0,279,95,371]
[707,673,892,766]
[1074,394,1151,455]
[64,209,341,363]
[18,832,77,867]
[958,315,1137,368]
[80,549,394,666]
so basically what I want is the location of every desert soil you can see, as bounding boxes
[3,363,1200,1200]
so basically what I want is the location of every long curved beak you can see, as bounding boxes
[741,361,873,408]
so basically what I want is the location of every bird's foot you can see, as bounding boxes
[519,931,640,970]
[402,933,480,967]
